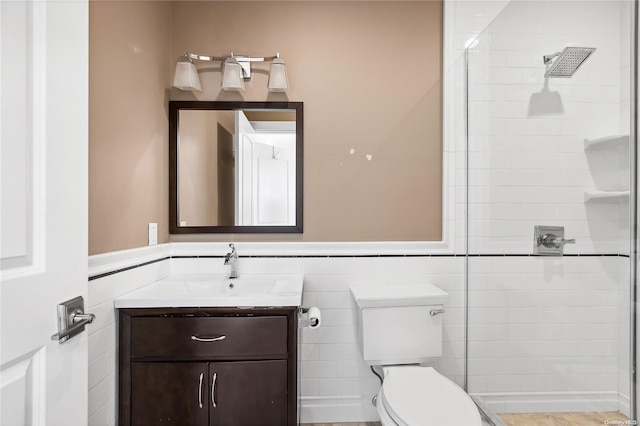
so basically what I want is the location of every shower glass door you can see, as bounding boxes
[465,1,635,423]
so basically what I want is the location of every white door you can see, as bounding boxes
[236,111,255,225]
[1,0,89,424]
[251,139,295,225]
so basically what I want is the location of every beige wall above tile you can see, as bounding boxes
[89,1,171,255]
[89,1,442,254]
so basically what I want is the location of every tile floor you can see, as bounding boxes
[303,411,633,426]
[499,411,632,426]
[302,424,380,426]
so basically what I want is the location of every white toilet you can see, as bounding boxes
[351,283,482,426]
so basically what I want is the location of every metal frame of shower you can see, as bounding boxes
[462,1,639,423]
[630,0,638,419]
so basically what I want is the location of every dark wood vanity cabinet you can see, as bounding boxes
[119,307,298,426]
[131,362,209,425]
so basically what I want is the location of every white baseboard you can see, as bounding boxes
[472,391,620,415]
[619,393,630,418]
[299,396,379,424]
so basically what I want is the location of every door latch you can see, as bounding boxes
[51,296,95,343]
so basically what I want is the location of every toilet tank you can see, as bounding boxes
[350,283,448,366]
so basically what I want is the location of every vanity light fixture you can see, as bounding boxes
[268,54,288,92]
[173,55,202,91]
[173,51,288,92]
[221,56,245,91]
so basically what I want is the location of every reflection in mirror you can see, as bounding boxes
[169,102,303,234]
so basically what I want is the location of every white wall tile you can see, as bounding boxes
[466,256,626,400]
[87,256,172,423]
[87,372,112,422]
[88,354,107,390]
[88,324,115,364]
[464,0,630,258]
[88,401,108,426]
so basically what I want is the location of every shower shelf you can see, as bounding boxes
[584,190,630,202]
[584,134,629,150]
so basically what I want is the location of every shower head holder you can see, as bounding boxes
[543,52,561,65]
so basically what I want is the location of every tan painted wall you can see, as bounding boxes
[178,110,221,226]
[170,1,443,242]
[89,1,171,255]
[177,110,235,226]
[89,1,442,254]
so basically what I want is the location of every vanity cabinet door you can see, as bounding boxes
[131,362,209,426]
[209,360,288,426]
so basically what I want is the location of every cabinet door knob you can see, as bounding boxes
[211,372,217,408]
[191,335,226,342]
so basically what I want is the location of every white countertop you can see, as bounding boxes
[114,274,304,308]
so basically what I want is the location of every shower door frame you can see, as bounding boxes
[631,0,638,419]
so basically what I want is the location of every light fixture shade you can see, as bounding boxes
[222,57,245,91]
[173,58,201,91]
[268,57,288,92]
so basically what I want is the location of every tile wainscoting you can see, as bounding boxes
[87,243,629,425]
[87,243,465,425]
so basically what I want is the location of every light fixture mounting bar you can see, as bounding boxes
[185,51,281,78]
[186,52,280,63]
[188,53,226,62]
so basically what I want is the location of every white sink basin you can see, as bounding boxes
[114,274,304,308]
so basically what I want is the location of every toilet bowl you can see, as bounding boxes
[351,283,482,426]
[376,366,481,426]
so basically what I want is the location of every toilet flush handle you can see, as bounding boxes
[430,308,445,316]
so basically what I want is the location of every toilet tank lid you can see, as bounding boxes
[350,283,448,308]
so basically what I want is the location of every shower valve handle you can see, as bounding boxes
[540,234,575,249]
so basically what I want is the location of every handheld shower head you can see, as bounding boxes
[543,47,596,78]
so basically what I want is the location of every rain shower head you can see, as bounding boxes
[543,47,596,78]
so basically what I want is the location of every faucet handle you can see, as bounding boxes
[559,237,576,246]
[541,234,575,249]
[224,244,235,264]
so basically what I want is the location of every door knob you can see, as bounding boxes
[51,296,96,343]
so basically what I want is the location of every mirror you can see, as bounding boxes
[169,101,303,234]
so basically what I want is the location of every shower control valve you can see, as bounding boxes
[534,225,575,256]
[539,234,575,249]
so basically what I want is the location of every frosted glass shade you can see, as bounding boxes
[268,57,288,92]
[173,59,201,91]
[222,58,245,91]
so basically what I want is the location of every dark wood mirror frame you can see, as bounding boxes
[169,101,303,234]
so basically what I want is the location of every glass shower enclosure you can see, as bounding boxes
[465,0,636,423]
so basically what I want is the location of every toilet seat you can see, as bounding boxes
[378,366,482,426]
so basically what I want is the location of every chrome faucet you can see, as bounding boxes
[539,233,576,249]
[534,225,576,256]
[224,243,238,279]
